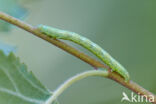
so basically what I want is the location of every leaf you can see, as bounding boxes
[0,51,59,104]
[0,41,16,55]
[0,0,27,32]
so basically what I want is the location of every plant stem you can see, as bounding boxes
[0,11,155,103]
[45,70,108,104]
[109,72,156,104]
[0,12,106,69]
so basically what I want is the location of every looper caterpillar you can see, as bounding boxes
[37,25,130,81]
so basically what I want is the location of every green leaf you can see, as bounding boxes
[0,51,58,104]
[0,0,27,32]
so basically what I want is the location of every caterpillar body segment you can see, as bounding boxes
[37,25,130,81]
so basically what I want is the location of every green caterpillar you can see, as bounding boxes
[37,25,130,81]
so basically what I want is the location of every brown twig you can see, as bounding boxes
[0,11,155,103]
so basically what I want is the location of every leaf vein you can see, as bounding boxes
[0,87,44,104]
[1,66,20,93]
[14,64,49,95]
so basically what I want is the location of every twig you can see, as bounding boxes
[45,70,108,104]
[0,11,155,103]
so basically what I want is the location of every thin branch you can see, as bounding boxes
[0,12,106,69]
[109,72,156,103]
[0,11,155,103]
[45,70,108,104]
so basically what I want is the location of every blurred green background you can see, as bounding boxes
[1,0,156,104]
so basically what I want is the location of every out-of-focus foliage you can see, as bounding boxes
[0,0,27,32]
[0,0,155,104]
[0,41,16,55]
[26,1,155,104]
[0,51,59,104]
